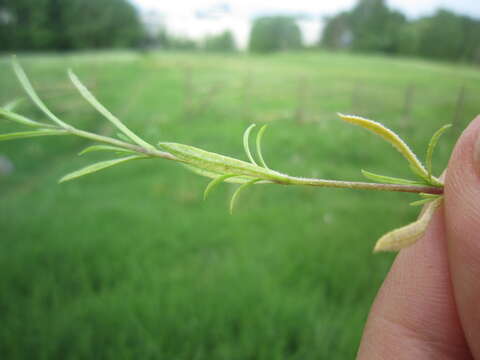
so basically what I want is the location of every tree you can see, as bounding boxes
[461,16,480,64]
[321,12,352,50]
[167,36,198,51]
[348,0,406,53]
[204,30,236,52]
[0,0,54,51]
[320,0,480,63]
[0,0,145,51]
[417,10,471,62]
[249,16,302,53]
[321,0,406,54]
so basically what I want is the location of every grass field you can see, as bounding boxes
[0,51,479,359]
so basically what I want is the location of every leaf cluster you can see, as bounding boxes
[0,57,452,251]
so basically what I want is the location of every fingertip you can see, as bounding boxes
[444,114,480,357]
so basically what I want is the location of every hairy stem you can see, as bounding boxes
[281,176,443,195]
[67,125,442,194]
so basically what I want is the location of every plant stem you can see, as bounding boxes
[59,126,443,196]
[283,176,443,195]
[67,127,177,161]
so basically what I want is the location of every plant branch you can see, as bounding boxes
[51,125,443,195]
[64,125,444,195]
[281,176,443,195]
[67,127,177,161]
[1,58,453,252]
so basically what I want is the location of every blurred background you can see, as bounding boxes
[0,0,479,358]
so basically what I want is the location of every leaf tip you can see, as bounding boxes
[373,233,403,253]
[58,176,69,184]
[373,241,388,253]
[243,123,258,165]
[67,68,77,82]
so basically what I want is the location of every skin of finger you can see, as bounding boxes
[445,115,480,357]
[357,207,471,360]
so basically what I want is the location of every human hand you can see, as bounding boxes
[357,115,480,359]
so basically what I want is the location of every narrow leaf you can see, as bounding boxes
[182,164,255,184]
[68,69,154,150]
[256,124,270,169]
[374,198,442,252]
[59,155,145,183]
[204,174,238,200]
[361,170,426,186]
[420,193,441,199]
[12,57,70,128]
[79,145,136,156]
[339,114,429,181]
[243,124,258,165]
[426,124,452,181]
[229,178,261,214]
[410,198,436,207]
[158,142,284,182]
[3,98,23,112]
[0,108,49,128]
[0,129,67,142]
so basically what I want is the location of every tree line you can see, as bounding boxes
[321,0,480,63]
[0,0,144,51]
[1,0,478,64]
[0,0,237,53]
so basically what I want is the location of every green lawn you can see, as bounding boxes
[0,51,478,359]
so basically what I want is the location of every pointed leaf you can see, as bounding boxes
[339,113,429,181]
[410,198,437,207]
[204,174,238,200]
[243,124,258,165]
[3,98,23,112]
[59,155,146,183]
[79,145,136,156]
[158,142,284,182]
[12,57,70,128]
[0,129,67,142]
[361,170,427,186]
[68,69,154,150]
[256,124,270,169]
[0,108,49,128]
[420,193,441,199]
[426,124,451,181]
[230,178,261,214]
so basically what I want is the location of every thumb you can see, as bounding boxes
[445,115,480,357]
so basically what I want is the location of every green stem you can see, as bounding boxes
[281,176,443,195]
[67,127,177,161]
[56,125,444,196]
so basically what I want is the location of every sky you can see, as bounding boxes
[131,0,480,48]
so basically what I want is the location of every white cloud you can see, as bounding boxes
[132,0,480,49]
